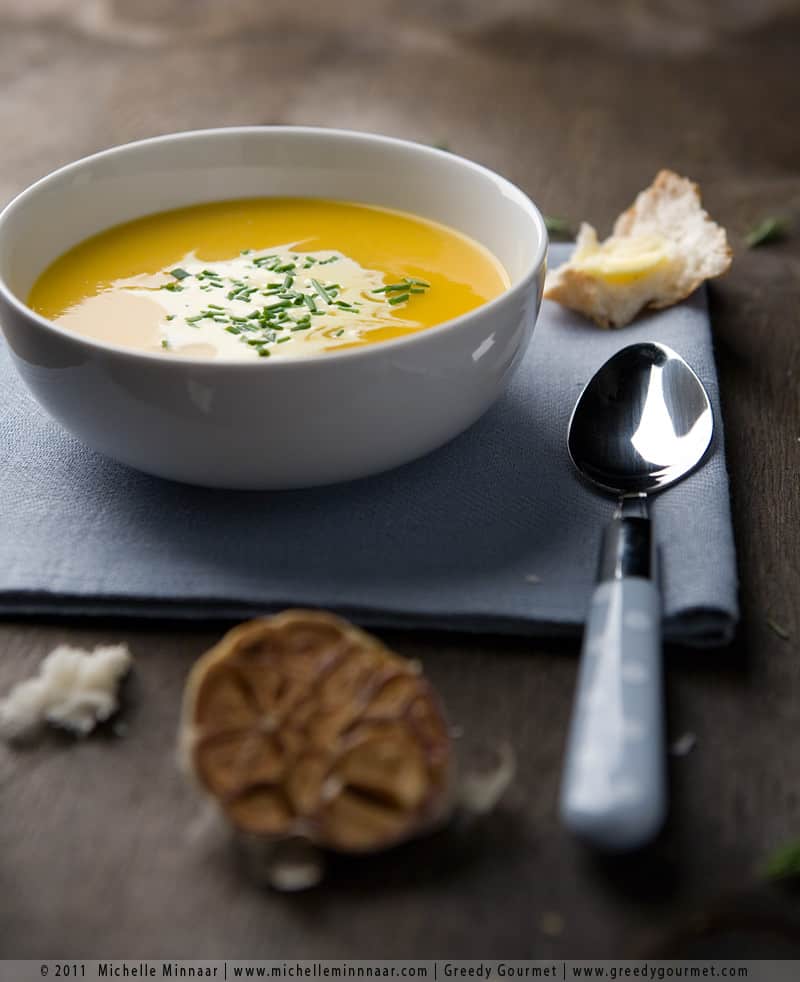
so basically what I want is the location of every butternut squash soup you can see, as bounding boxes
[28,198,509,360]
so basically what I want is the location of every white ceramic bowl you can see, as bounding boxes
[0,127,547,489]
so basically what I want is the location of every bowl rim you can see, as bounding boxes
[0,125,548,370]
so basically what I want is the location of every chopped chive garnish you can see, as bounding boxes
[544,215,572,238]
[311,278,332,304]
[373,276,430,303]
[156,251,433,359]
[763,839,800,880]
[373,282,405,294]
[746,216,790,248]
[766,617,790,640]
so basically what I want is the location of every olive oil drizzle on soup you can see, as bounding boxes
[28,198,509,360]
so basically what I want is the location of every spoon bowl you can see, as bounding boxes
[568,342,713,496]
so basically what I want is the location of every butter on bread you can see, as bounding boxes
[544,170,732,328]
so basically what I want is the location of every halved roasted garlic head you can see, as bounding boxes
[180,610,452,853]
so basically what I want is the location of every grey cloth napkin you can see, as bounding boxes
[0,245,738,644]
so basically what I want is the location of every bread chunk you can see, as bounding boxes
[544,170,731,327]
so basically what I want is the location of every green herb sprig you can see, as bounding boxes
[745,217,791,249]
[762,840,800,881]
[766,616,790,641]
[544,215,572,239]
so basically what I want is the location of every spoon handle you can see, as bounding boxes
[560,515,666,851]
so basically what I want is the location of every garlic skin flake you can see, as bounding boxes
[0,644,132,740]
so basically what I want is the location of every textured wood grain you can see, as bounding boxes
[1,0,799,959]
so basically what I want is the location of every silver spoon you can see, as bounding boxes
[560,341,713,851]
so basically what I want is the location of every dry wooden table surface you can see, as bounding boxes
[1,0,799,961]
